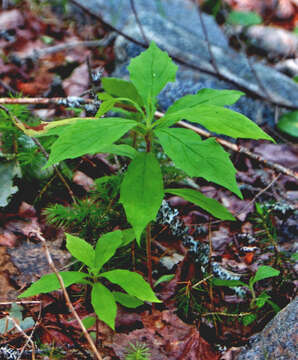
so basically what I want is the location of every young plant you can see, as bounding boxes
[213,265,280,325]
[18,230,160,329]
[15,41,273,283]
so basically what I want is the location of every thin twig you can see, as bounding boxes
[0,97,94,105]
[236,173,282,217]
[195,2,220,75]
[34,231,103,360]
[129,0,149,45]
[24,34,116,61]
[6,315,36,360]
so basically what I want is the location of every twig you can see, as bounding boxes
[236,173,282,217]
[24,34,116,61]
[195,2,220,75]
[6,315,36,360]
[34,231,103,360]
[201,311,252,317]
[0,301,41,306]
[0,97,94,105]
[129,0,149,45]
[157,110,298,180]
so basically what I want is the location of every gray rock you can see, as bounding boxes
[236,297,298,360]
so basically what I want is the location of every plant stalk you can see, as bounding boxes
[146,223,153,289]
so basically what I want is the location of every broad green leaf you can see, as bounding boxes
[291,253,298,261]
[227,11,262,26]
[66,233,95,268]
[250,265,280,287]
[18,271,88,298]
[158,105,273,141]
[97,144,137,159]
[82,316,96,329]
[155,128,242,197]
[16,117,88,138]
[165,188,235,220]
[100,269,161,303]
[113,291,144,308]
[102,78,144,106]
[96,94,116,117]
[154,274,175,288]
[128,41,177,106]
[45,117,137,167]
[242,313,256,326]
[120,152,164,243]
[277,111,298,137]
[212,278,247,287]
[120,228,136,247]
[255,292,271,308]
[165,89,244,115]
[94,230,123,272]
[91,282,117,330]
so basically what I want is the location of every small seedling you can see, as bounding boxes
[213,265,280,325]
[18,230,161,329]
[125,342,151,360]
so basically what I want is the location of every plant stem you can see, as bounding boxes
[146,223,153,289]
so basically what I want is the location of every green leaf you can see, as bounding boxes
[227,11,262,26]
[120,152,164,243]
[154,274,175,288]
[18,271,88,298]
[277,111,298,137]
[165,88,244,115]
[96,144,137,159]
[45,117,137,167]
[96,94,116,117]
[158,105,274,141]
[291,253,298,261]
[212,278,247,287]
[66,233,95,268]
[91,282,117,330]
[120,228,136,247]
[100,269,161,302]
[128,41,177,106]
[165,188,235,220]
[155,128,242,197]
[0,160,21,207]
[250,265,280,287]
[242,313,257,326]
[82,316,96,329]
[255,292,271,308]
[94,230,123,272]
[113,292,144,308]
[102,78,144,106]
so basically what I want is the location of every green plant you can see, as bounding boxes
[16,41,273,311]
[213,265,280,325]
[227,10,262,26]
[19,230,160,329]
[16,41,273,241]
[125,342,151,360]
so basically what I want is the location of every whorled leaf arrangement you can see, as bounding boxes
[30,41,272,243]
